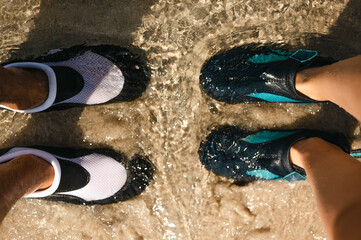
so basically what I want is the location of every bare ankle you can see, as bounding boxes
[290,137,318,169]
[0,67,48,110]
[3,155,54,197]
[0,155,54,223]
[295,66,330,102]
[290,137,343,169]
[19,155,54,195]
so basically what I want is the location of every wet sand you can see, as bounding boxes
[0,0,361,239]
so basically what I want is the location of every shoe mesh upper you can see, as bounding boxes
[56,153,127,201]
[46,51,124,105]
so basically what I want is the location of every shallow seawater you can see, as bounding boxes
[0,0,361,239]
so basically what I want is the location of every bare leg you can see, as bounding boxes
[296,55,361,121]
[290,138,361,240]
[0,66,48,110]
[0,155,54,223]
[291,57,361,239]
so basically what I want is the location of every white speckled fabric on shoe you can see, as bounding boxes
[46,51,124,105]
[56,153,127,202]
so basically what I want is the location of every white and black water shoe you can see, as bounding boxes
[2,45,150,113]
[0,147,153,204]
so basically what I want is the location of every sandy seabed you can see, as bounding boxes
[0,0,361,239]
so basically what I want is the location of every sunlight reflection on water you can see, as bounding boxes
[0,0,359,239]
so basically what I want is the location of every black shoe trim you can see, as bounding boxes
[51,66,84,104]
[55,159,90,193]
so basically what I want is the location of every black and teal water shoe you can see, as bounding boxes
[200,46,335,104]
[198,126,349,182]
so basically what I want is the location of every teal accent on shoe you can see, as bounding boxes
[293,102,313,105]
[243,130,300,144]
[350,152,361,158]
[247,49,317,64]
[282,172,307,182]
[290,50,318,63]
[247,93,303,103]
[246,170,280,179]
[248,53,290,64]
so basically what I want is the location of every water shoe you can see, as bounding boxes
[198,126,349,182]
[2,45,149,113]
[0,147,153,204]
[200,46,335,104]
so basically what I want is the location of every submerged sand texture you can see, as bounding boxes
[0,0,361,239]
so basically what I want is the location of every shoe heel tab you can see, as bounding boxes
[290,50,318,63]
